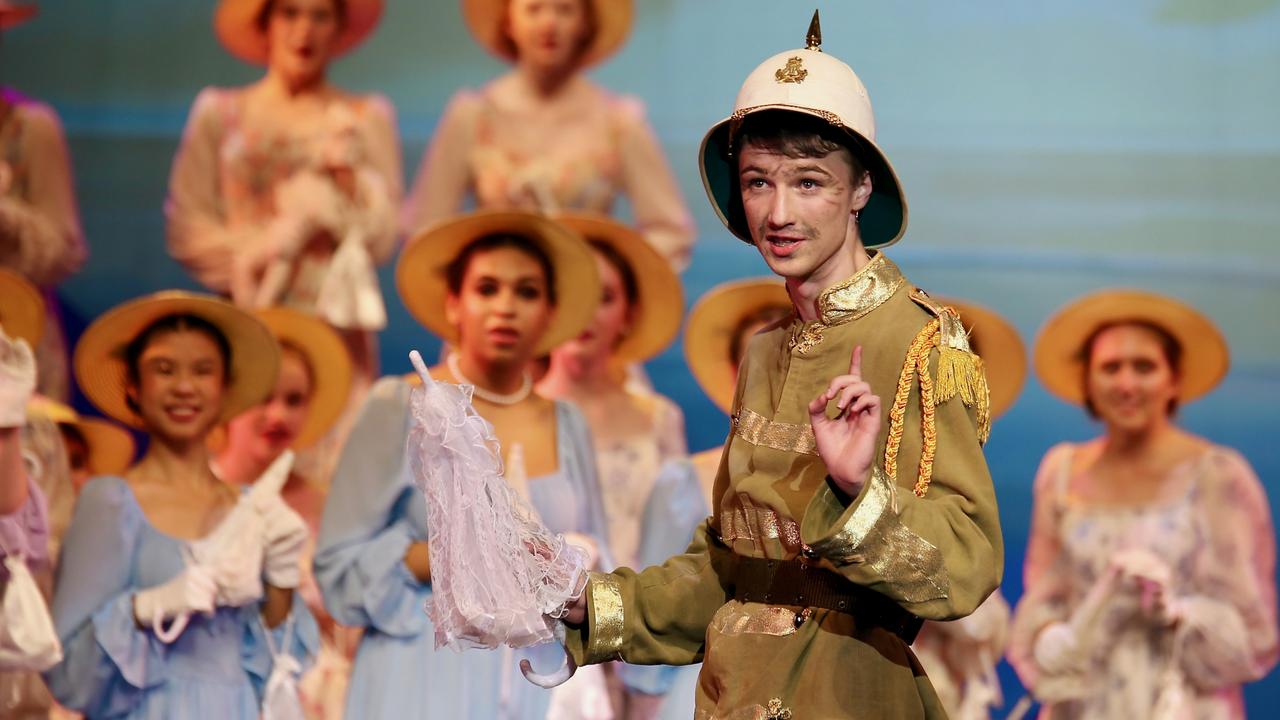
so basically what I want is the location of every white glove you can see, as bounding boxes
[257,495,309,589]
[205,518,267,607]
[133,565,217,626]
[1032,621,1082,675]
[0,330,36,428]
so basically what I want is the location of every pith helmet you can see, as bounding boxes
[700,11,907,249]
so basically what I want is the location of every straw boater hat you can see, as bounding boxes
[685,278,793,414]
[26,396,137,475]
[462,0,632,68]
[0,267,45,348]
[215,0,384,65]
[933,297,1026,420]
[74,292,281,429]
[0,2,36,31]
[1034,289,1229,406]
[700,11,908,251]
[255,306,353,448]
[554,212,682,363]
[397,210,601,355]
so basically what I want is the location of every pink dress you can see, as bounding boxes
[166,85,403,484]
[404,75,693,269]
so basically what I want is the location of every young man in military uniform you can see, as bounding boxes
[560,14,1003,718]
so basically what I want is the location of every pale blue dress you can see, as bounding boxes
[628,458,708,719]
[314,377,613,719]
[45,475,318,719]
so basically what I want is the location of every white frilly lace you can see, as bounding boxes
[406,351,586,686]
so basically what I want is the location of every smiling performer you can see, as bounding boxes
[556,13,1002,718]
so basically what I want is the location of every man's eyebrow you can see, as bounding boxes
[793,164,836,178]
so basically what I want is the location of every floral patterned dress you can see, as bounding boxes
[1009,442,1278,719]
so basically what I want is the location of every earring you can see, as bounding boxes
[854,210,860,224]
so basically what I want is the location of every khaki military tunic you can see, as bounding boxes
[565,254,1004,719]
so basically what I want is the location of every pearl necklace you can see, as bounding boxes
[447,354,533,406]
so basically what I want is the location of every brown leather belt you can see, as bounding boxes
[730,554,924,644]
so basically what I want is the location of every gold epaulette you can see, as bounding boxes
[883,289,992,499]
[910,289,992,444]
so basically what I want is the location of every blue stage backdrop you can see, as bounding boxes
[6,1,1278,713]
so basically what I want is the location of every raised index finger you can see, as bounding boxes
[849,344,863,377]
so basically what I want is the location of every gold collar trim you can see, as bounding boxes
[816,252,905,326]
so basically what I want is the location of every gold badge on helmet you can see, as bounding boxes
[775,57,808,84]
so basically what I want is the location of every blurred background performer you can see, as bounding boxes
[682,278,793,507]
[314,211,612,719]
[0,271,61,719]
[1009,290,1278,719]
[911,296,1026,720]
[46,293,316,719]
[0,3,87,402]
[212,307,356,720]
[165,0,400,484]
[537,213,703,719]
[403,0,694,270]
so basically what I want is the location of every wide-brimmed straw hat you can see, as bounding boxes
[1034,289,1229,406]
[0,2,37,31]
[0,268,45,348]
[74,292,280,428]
[685,278,793,414]
[554,212,682,363]
[462,0,632,68]
[215,0,383,65]
[397,210,600,355]
[934,297,1026,419]
[254,306,353,448]
[26,395,137,475]
[699,11,907,250]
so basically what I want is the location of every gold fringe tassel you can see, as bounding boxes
[935,346,992,444]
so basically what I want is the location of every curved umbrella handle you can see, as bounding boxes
[519,645,577,688]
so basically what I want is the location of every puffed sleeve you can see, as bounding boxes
[165,87,253,293]
[401,91,481,236]
[313,378,429,637]
[1006,444,1077,694]
[798,345,1004,621]
[44,476,163,717]
[1175,448,1278,689]
[354,94,403,265]
[614,97,694,271]
[0,102,86,286]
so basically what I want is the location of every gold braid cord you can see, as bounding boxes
[884,319,942,498]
